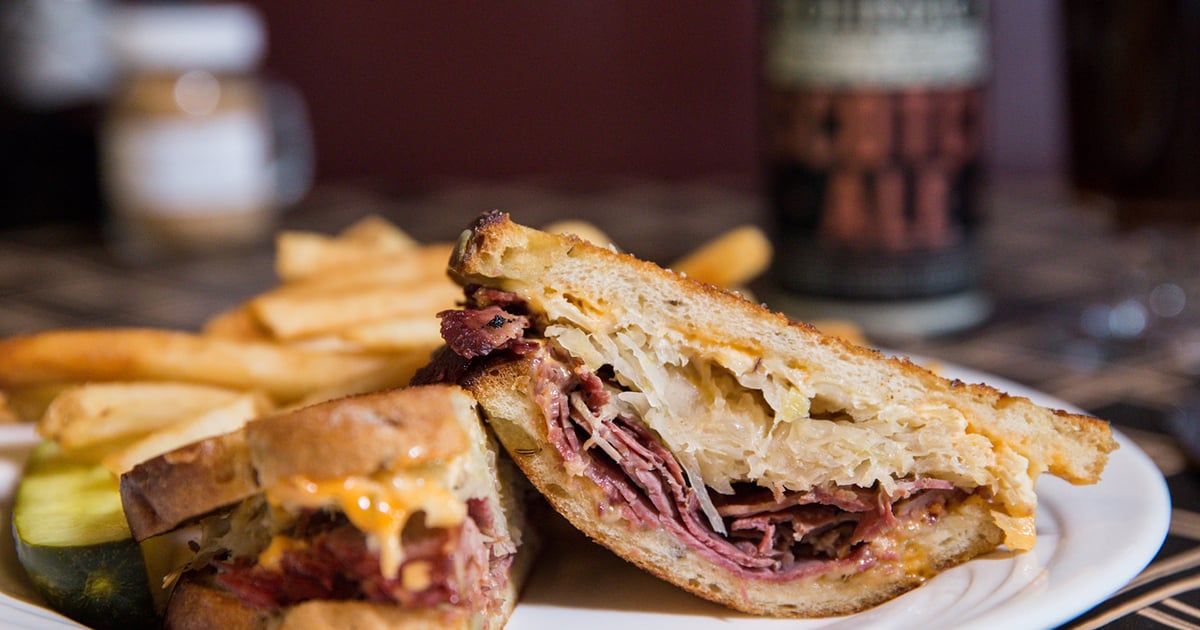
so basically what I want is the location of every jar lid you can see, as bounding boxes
[110,3,265,72]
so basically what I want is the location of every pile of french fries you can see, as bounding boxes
[0,214,776,477]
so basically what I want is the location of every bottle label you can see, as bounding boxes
[104,111,273,216]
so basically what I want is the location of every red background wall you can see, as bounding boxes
[249,2,762,189]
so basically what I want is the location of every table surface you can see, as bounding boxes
[0,177,1196,629]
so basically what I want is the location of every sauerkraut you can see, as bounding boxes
[544,319,1036,527]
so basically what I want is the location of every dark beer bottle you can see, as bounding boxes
[765,0,990,338]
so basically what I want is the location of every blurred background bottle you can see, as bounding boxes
[101,3,296,262]
[764,0,991,340]
[0,0,114,229]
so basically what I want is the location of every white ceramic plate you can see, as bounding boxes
[0,365,1171,630]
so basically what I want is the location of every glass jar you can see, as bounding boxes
[764,0,991,338]
[101,3,276,261]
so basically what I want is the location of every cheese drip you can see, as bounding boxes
[267,474,467,579]
[990,510,1036,551]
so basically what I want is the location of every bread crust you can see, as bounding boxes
[121,430,258,541]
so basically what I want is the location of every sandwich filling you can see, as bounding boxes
[422,286,985,581]
[180,485,515,614]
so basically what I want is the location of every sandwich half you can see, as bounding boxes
[120,384,532,629]
[414,211,1117,617]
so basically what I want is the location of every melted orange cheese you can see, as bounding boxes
[266,474,466,579]
[256,535,305,571]
[991,510,1037,551]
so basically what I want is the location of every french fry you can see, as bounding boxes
[338,214,418,249]
[0,329,391,402]
[670,225,772,288]
[275,216,418,282]
[101,391,272,475]
[336,317,443,352]
[201,304,272,341]
[39,382,246,448]
[267,243,454,298]
[206,242,456,346]
[287,350,434,410]
[284,334,375,354]
[251,280,462,341]
[544,220,616,249]
[274,232,358,281]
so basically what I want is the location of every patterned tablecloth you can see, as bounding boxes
[0,178,1194,628]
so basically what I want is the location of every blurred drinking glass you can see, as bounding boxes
[1063,0,1200,372]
